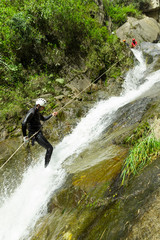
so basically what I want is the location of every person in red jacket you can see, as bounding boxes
[131,38,137,48]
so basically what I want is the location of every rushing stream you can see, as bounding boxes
[1,44,160,240]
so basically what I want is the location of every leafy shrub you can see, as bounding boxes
[103,0,140,28]
[24,73,55,97]
[0,85,25,122]
[121,134,160,185]
[112,0,151,11]
[0,0,137,126]
[28,0,102,53]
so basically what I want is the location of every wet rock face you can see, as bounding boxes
[126,193,160,240]
[32,151,160,240]
[124,158,160,240]
[30,91,160,240]
[141,42,160,57]
[140,42,160,71]
[83,157,160,240]
[110,97,152,129]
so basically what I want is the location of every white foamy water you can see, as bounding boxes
[122,48,147,92]
[1,46,160,240]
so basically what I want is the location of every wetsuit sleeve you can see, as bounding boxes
[40,114,52,122]
[22,109,35,136]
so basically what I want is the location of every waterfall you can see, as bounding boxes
[1,45,160,240]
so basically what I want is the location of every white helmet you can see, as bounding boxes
[36,98,47,107]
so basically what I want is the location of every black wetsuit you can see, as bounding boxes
[22,107,53,167]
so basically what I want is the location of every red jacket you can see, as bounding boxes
[131,39,137,48]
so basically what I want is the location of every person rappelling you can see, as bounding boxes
[131,38,137,48]
[123,39,129,48]
[22,98,58,167]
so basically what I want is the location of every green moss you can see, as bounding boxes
[72,149,128,196]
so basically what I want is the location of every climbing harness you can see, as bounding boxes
[0,57,124,171]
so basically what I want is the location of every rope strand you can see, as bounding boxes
[0,58,124,170]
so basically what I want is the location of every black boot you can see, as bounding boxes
[45,146,53,167]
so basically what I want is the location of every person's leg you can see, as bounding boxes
[35,131,53,167]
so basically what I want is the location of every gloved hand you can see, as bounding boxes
[23,136,29,143]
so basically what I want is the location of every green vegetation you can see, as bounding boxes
[124,122,150,146]
[103,0,140,28]
[112,0,151,11]
[0,0,139,130]
[121,133,160,185]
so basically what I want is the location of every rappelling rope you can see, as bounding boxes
[0,57,124,170]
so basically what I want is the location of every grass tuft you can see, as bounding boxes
[121,133,160,185]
